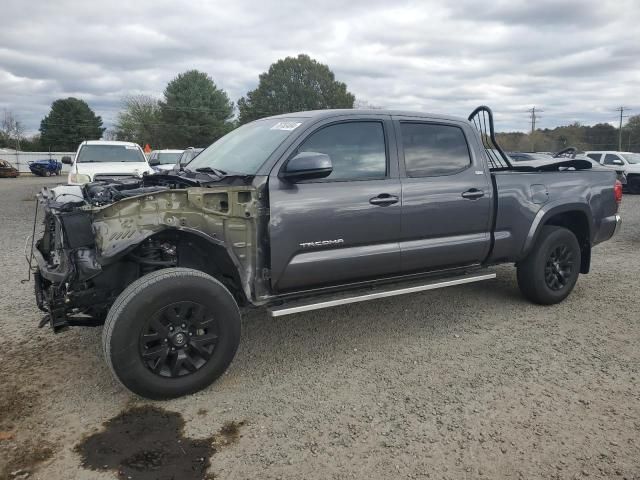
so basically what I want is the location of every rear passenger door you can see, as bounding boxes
[394,118,493,272]
[268,116,402,292]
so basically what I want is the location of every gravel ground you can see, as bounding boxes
[0,176,638,480]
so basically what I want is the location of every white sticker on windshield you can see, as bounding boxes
[270,121,302,131]
[125,146,138,149]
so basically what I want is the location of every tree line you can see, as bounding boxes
[1,52,638,153]
[497,119,640,153]
[1,54,355,152]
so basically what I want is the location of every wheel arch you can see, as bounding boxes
[129,228,251,306]
[523,203,593,274]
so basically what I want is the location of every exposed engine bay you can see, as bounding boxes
[31,173,268,331]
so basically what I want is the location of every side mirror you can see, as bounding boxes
[612,159,624,166]
[149,158,160,166]
[61,156,72,165]
[280,152,332,182]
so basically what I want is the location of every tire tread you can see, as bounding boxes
[102,267,235,395]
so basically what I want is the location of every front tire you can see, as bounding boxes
[517,226,581,305]
[102,268,241,399]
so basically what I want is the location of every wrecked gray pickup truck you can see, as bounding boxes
[30,106,622,399]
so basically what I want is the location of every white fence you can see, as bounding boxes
[0,151,75,174]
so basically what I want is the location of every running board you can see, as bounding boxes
[268,271,496,317]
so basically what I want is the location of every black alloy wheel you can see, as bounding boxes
[544,244,574,291]
[139,301,219,378]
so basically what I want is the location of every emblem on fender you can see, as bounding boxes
[299,239,344,248]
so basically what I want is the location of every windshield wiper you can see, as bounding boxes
[194,167,227,177]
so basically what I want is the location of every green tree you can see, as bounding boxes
[624,114,640,152]
[159,70,234,147]
[114,95,162,147]
[39,98,105,151]
[584,123,617,151]
[238,54,355,124]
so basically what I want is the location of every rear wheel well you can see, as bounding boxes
[544,211,591,273]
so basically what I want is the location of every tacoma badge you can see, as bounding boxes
[299,239,344,248]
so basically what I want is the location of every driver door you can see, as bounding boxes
[268,116,402,292]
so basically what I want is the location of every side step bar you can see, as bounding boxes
[268,271,496,317]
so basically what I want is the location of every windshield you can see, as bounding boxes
[621,153,640,164]
[186,118,304,174]
[156,152,182,164]
[77,145,146,163]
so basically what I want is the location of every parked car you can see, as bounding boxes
[31,106,622,399]
[148,149,184,172]
[173,147,203,171]
[0,159,19,178]
[584,151,640,193]
[64,140,153,185]
[28,159,62,177]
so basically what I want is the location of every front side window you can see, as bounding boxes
[401,123,471,177]
[297,121,387,181]
[603,154,623,165]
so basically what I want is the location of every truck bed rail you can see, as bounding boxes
[468,106,512,171]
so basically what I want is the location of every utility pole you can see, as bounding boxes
[527,106,543,152]
[615,106,629,151]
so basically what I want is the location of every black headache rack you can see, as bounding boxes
[468,106,513,171]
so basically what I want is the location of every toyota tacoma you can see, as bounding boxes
[29,106,623,399]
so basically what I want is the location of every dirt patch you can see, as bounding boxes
[0,387,39,431]
[214,421,245,448]
[0,439,54,479]
[75,405,244,480]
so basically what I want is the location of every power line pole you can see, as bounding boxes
[615,106,630,151]
[527,106,543,151]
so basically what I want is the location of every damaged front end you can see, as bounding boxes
[31,175,267,332]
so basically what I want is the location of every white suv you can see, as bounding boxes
[585,151,640,193]
[63,140,153,185]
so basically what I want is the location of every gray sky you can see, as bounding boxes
[1,0,638,134]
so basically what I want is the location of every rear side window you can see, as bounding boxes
[297,121,387,181]
[603,154,622,165]
[401,123,471,177]
[586,153,602,162]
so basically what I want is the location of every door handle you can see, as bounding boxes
[461,189,485,200]
[369,194,399,206]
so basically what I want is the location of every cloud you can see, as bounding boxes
[0,0,638,135]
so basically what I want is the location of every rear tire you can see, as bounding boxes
[517,226,581,305]
[102,267,241,400]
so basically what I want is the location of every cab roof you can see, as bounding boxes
[264,109,469,124]
[80,140,142,147]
